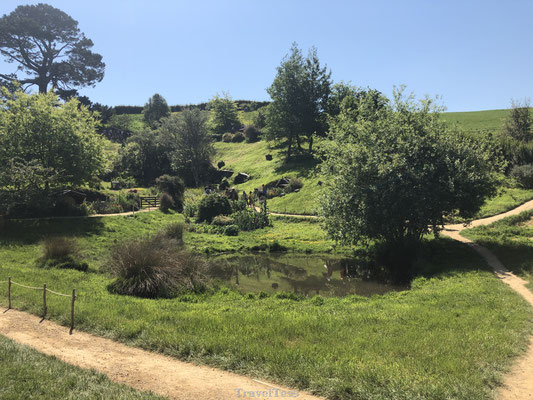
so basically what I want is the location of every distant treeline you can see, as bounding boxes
[111,100,270,115]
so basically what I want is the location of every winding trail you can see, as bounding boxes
[442,200,533,399]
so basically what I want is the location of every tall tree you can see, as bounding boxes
[207,92,240,135]
[502,99,532,142]
[161,109,214,187]
[143,93,170,128]
[0,4,105,94]
[265,43,331,158]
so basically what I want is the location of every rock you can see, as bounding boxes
[294,188,300,193]
[217,161,225,169]
[234,172,250,184]
[317,181,323,186]
[265,154,273,161]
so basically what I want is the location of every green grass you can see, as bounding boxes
[440,109,511,136]
[214,141,321,215]
[463,209,533,289]
[0,214,532,399]
[0,335,162,399]
[476,187,533,219]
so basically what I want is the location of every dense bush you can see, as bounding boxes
[286,178,303,192]
[40,237,88,272]
[197,194,232,222]
[159,193,175,212]
[224,225,239,236]
[107,236,210,298]
[244,125,260,142]
[155,175,184,211]
[222,132,233,142]
[232,208,270,231]
[510,164,533,188]
[212,215,235,226]
[232,132,245,143]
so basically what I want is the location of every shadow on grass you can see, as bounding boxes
[0,217,106,246]
[273,153,320,179]
[471,239,533,277]
[413,237,492,279]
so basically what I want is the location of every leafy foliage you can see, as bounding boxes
[155,175,185,211]
[159,193,174,213]
[196,193,232,223]
[265,43,331,157]
[208,92,241,135]
[0,4,104,94]
[160,109,215,187]
[319,88,499,278]
[143,93,170,128]
[510,164,533,189]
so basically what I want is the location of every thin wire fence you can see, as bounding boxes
[3,277,76,334]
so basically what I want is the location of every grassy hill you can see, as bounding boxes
[440,109,511,136]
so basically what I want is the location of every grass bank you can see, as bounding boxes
[0,221,531,399]
[463,209,533,289]
[0,335,161,399]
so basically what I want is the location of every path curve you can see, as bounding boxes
[442,200,533,400]
[0,309,323,400]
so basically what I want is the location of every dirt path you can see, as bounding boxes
[442,200,533,400]
[0,309,323,400]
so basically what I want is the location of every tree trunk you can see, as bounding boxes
[308,136,313,153]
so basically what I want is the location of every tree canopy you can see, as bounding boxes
[0,3,105,94]
[143,93,170,128]
[266,43,331,157]
[0,89,104,193]
[208,92,240,135]
[319,88,498,278]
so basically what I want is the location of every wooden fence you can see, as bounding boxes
[1,277,76,334]
[140,196,160,209]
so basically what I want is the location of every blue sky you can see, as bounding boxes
[0,0,531,111]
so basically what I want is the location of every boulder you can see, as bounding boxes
[217,161,225,169]
[265,154,273,161]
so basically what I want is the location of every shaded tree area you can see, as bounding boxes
[0,4,104,95]
[120,109,214,187]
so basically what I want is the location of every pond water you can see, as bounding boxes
[210,254,408,297]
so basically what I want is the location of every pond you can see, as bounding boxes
[210,254,408,297]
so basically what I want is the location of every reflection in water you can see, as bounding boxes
[210,254,408,297]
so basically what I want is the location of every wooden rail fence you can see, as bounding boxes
[140,196,160,209]
[1,277,76,334]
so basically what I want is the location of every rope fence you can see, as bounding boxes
[4,277,76,334]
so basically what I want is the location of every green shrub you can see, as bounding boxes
[232,208,270,231]
[286,178,303,192]
[159,192,174,212]
[107,236,210,298]
[510,164,533,189]
[268,240,287,252]
[155,175,184,211]
[244,125,260,142]
[224,224,239,236]
[212,215,235,226]
[183,203,197,218]
[197,194,232,223]
[222,132,233,142]
[232,132,245,142]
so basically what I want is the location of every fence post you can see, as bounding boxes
[43,284,47,319]
[70,289,75,334]
[8,277,11,309]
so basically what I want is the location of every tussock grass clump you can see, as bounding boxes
[40,237,88,272]
[161,222,184,242]
[107,236,210,298]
